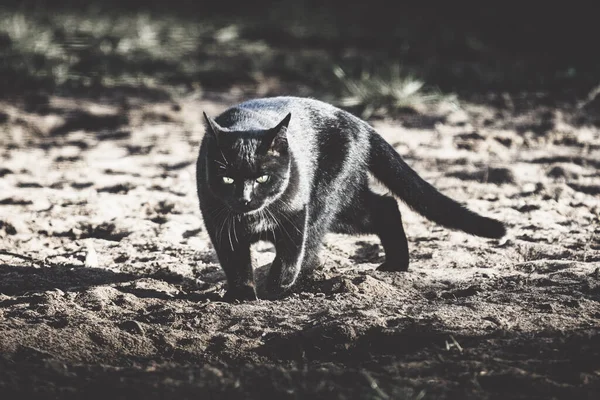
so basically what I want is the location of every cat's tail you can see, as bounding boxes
[368,133,506,238]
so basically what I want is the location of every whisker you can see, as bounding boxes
[212,209,230,242]
[260,209,273,243]
[259,209,266,242]
[277,200,305,236]
[213,160,227,171]
[227,213,234,251]
[219,149,229,165]
[206,205,220,217]
[270,214,277,243]
[232,214,239,244]
[217,211,229,249]
[208,204,227,220]
[267,207,294,244]
[276,209,303,235]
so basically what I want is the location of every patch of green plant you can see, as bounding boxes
[331,64,453,119]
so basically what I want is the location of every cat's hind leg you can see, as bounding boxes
[370,193,410,272]
[333,190,409,272]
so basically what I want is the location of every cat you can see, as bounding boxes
[196,97,505,301]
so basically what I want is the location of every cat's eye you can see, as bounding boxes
[222,176,234,184]
[256,175,270,184]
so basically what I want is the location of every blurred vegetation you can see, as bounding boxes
[332,65,454,118]
[1,0,598,114]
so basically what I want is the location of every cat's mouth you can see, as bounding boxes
[242,208,263,215]
[229,203,264,215]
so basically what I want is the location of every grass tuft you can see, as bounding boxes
[332,64,453,119]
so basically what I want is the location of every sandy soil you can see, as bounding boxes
[0,92,599,399]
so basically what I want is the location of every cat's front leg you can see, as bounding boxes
[266,207,307,298]
[213,235,257,302]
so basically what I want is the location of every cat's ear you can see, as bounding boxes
[273,112,292,133]
[260,113,291,155]
[203,112,222,144]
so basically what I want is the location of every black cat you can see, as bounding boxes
[196,97,505,301]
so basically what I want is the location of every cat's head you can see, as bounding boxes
[202,112,292,214]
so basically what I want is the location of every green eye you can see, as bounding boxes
[222,176,234,184]
[256,175,270,184]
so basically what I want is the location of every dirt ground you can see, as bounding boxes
[0,90,599,399]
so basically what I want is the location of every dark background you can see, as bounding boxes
[1,0,598,101]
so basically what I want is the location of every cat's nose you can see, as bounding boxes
[240,183,253,206]
[238,196,251,206]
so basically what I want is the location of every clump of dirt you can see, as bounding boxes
[446,166,516,184]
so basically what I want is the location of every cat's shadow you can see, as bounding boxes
[0,262,136,297]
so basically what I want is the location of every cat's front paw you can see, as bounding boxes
[264,287,288,301]
[223,285,258,303]
[265,279,295,300]
[376,260,409,272]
